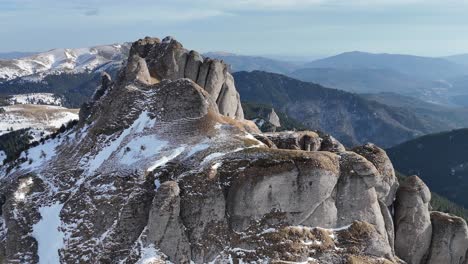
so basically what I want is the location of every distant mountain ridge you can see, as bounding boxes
[303,51,468,78]
[0,43,130,81]
[203,52,300,74]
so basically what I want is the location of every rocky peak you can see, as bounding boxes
[121,36,244,120]
[0,37,467,264]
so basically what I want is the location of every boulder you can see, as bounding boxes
[394,175,432,264]
[352,143,399,206]
[336,151,393,258]
[320,134,346,153]
[425,211,468,264]
[267,108,281,128]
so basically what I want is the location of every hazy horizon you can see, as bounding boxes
[2,0,468,57]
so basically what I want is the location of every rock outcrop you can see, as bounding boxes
[0,36,466,264]
[426,212,468,264]
[124,36,244,119]
[394,176,433,264]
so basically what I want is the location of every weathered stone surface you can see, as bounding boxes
[225,149,341,231]
[125,54,156,85]
[352,143,399,206]
[320,134,346,153]
[216,74,239,118]
[267,108,281,128]
[147,181,191,263]
[394,175,432,264]
[336,151,393,258]
[426,211,468,264]
[263,131,322,151]
[204,60,226,101]
[184,50,203,81]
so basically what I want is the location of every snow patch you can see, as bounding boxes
[87,111,155,173]
[136,244,170,264]
[14,177,33,201]
[8,93,63,106]
[32,203,64,264]
[147,146,185,172]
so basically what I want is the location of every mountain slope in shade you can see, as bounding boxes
[303,51,468,79]
[0,44,130,81]
[233,71,468,147]
[387,129,468,208]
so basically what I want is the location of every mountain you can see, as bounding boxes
[303,51,468,79]
[387,128,468,208]
[0,52,37,60]
[290,67,429,94]
[1,36,466,264]
[204,52,300,74]
[233,71,468,147]
[445,53,468,66]
[0,43,130,81]
[362,92,468,130]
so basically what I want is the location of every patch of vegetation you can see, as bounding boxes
[0,129,33,163]
[0,71,114,108]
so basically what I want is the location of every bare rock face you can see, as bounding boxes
[425,212,468,264]
[336,151,393,258]
[352,143,399,206]
[125,36,244,119]
[394,175,432,264]
[146,181,191,264]
[267,108,281,128]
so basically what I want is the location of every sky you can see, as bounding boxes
[2,0,468,57]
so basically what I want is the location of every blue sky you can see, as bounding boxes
[1,0,468,57]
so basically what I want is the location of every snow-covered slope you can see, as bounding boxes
[0,104,79,137]
[0,44,130,81]
[8,93,63,106]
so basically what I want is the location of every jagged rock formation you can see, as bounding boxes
[0,37,467,264]
[124,36,244,120]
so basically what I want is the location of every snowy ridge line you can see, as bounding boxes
[0,43,130,81]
